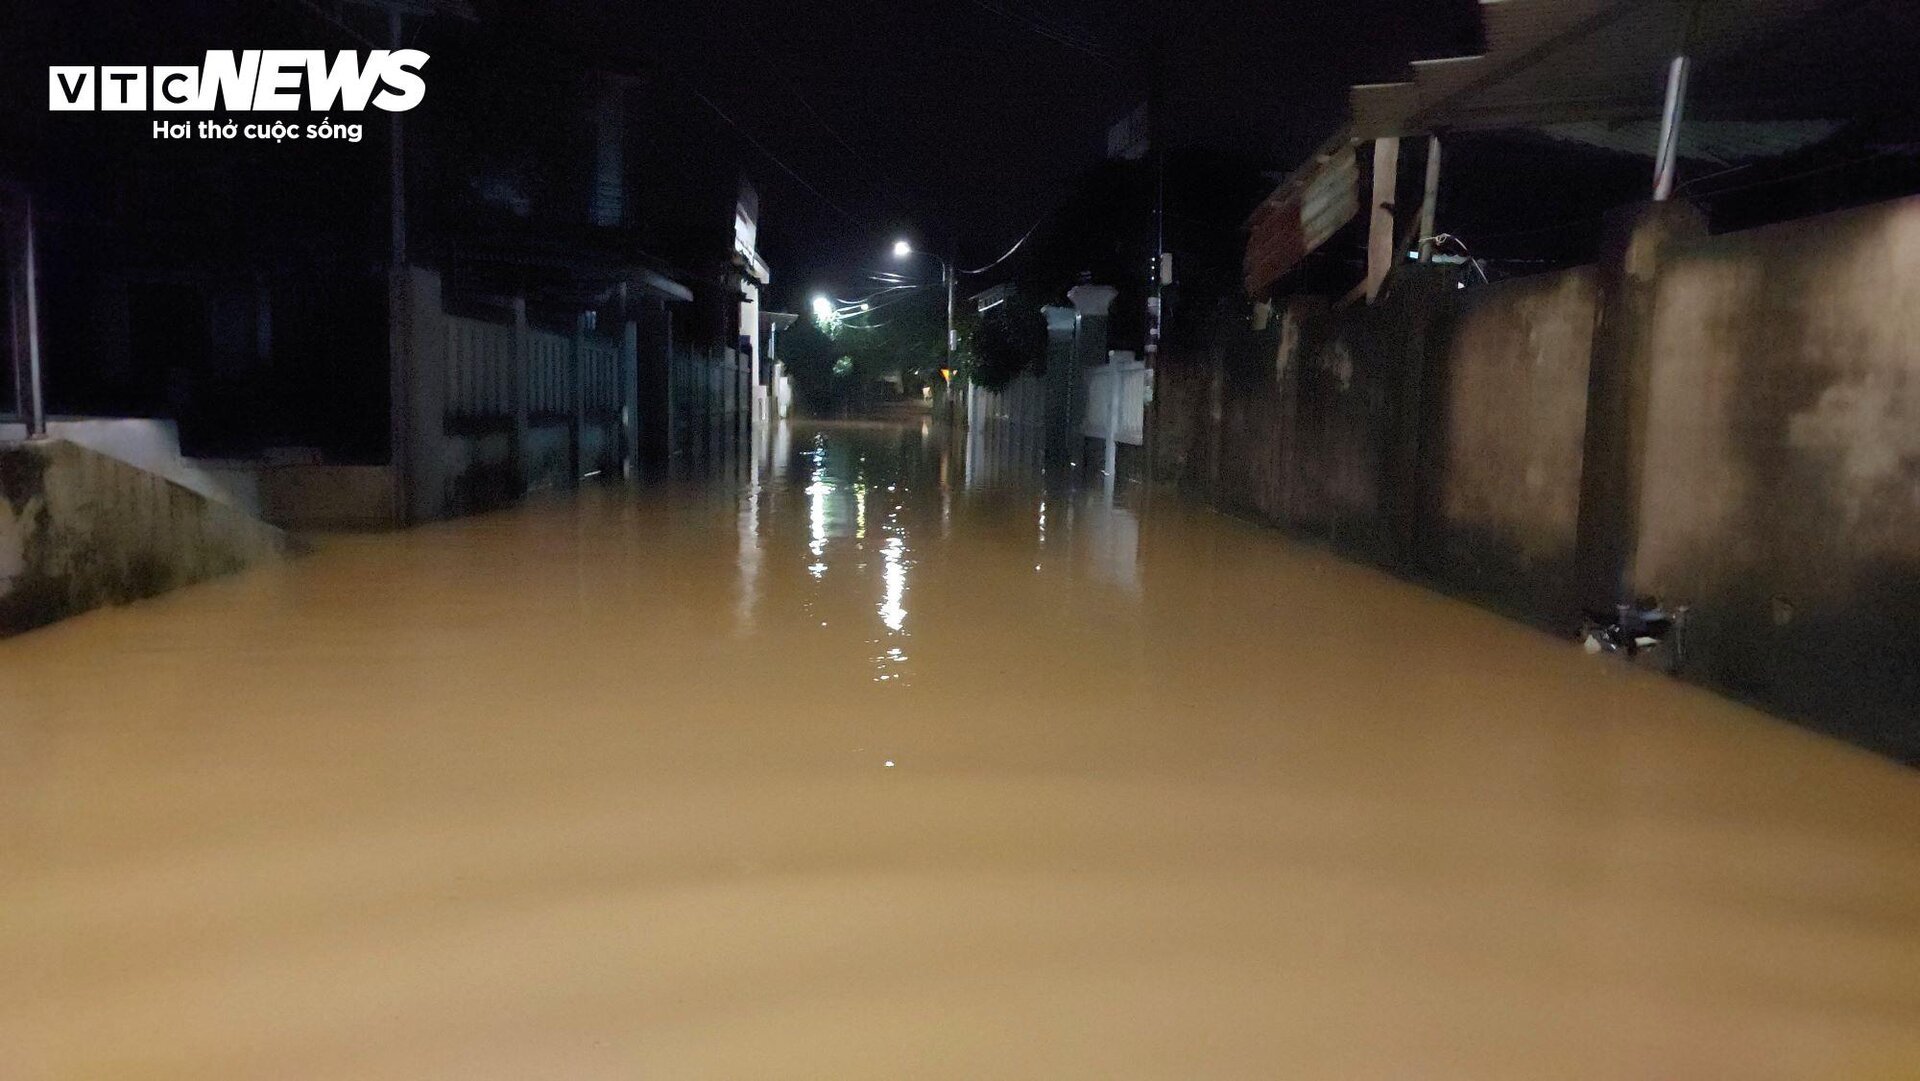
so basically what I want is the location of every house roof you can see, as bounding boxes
[1350,0,1918,157]
[1245,0,1920,294]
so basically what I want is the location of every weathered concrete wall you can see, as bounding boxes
[0,440,287,636]
[1634,195,1920,759]
[254,464,396,531]
[1156,192,1920,760]
[0,418,263,513]
[1431,268,1597,615]
[1212,319,1288,520]
[1157,287,1432,561]
[1288,310,1390,551]
[1149,340,1215,493]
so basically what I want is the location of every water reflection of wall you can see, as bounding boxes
[1077,498,1141,596]
[965,418,1045,490]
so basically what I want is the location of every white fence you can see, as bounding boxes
[445,316,514,420]
[1083,352,1147,446]
[967,372,1045,430]
[580,340,620,418]
[526,329,571,417]
[444,317,624,425]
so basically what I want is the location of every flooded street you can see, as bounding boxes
[3,419,1917,1079]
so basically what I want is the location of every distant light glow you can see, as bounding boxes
[892,239,913,259]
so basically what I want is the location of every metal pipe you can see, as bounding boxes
[944,254,956,425]
[1653,53,1691,201]
[22,198,46,438]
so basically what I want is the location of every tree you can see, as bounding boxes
[778,316,844,414]
[968,299,1047,391]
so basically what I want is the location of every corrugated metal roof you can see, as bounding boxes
[1352,0,1891,147]
[1242,0,1918,294]
[1533,119,1844,164]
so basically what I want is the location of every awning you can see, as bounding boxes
[1350,0,1911,155]
[1243,0,1919,294]
[1244,137,1360,295]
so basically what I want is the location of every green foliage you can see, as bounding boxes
[779,317,845,414]
[786,287,954,411]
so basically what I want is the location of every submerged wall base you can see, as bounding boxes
[0,439,288,636]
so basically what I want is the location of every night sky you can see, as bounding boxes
[3,0,1482,308]
[600,0,1482,308]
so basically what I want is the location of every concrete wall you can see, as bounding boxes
[1633,196,1920,758]
[0,439,286,636]
[0,418,262,513]
[1190,277,1446,563]
[1432,268,1597,614]
[254,464,397,531]
[1211,319,1287,520]
[1158,191,1920,761]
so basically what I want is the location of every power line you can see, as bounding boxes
[960,206,1052,275]
[834,284,934,315]
[671,74,865,228]
[735,30,918,218]
[964,0,1121,67]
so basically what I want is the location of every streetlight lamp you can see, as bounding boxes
[891,237,955,387]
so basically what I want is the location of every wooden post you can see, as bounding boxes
[1366,137,1401,302]
[1418,136,1442,262]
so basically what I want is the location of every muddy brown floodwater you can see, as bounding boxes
[2,420,1917,1079]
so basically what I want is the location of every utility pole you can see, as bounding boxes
[944,238,958,427]
[888,237,960,422]
[1144,35,1168,477]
